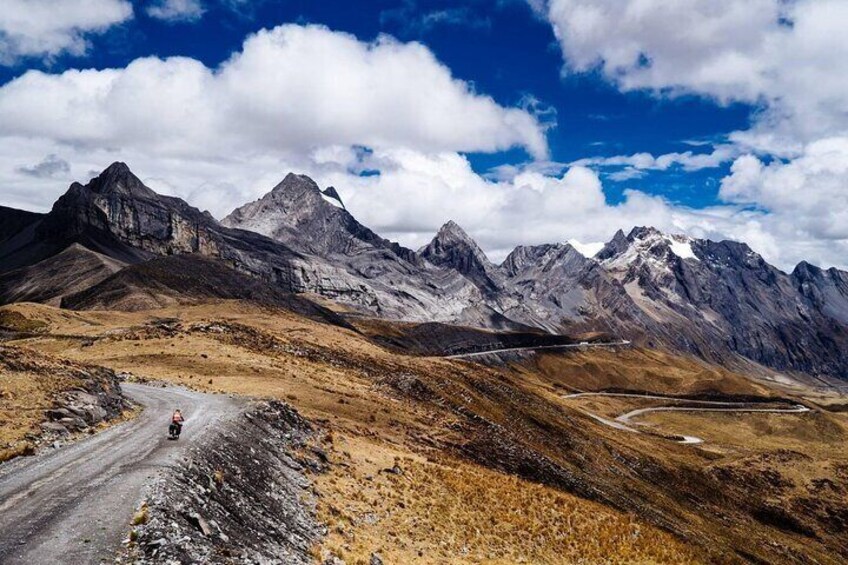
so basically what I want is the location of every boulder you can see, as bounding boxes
[58,416,88,431]
[46,408,73,421]
[82,405,108,424]
[41,422,69,434]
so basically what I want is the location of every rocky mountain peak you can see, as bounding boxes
[501,243,588,278]
[321,186,346,210]
[421,221,490,265]
[435,220,476,244]
[270,173,321,198]
[792,260,820,280]
[85,162,157,199]
[419,221,500,293]
[598,226,699,271]
[223,173,419,264]
[222,173,331,237]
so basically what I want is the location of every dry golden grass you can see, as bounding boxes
[315,434,703,565]
[525,348,773,397]
[5,301,848,563]
[0,342,133,462]
[640,409,848,457]
[0,349,80,461]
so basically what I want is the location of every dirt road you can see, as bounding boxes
[445,340,631,359]
[562,392,810,445]
[0,383,243,565]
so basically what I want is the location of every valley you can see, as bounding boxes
[1,163,847,564]
[1,299,846,563]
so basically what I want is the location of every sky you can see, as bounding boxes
[1,0,847,270]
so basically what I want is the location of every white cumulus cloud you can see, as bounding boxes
[0,24,547,159]
[533,0,848,269]
[0,0,133,65]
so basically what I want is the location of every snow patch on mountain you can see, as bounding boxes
[320,192,343,209]
[567,239,604,258]
[667,236,698,261]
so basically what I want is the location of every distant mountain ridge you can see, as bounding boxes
[3,162,848,384]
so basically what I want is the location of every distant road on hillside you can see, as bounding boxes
[562,392,810,445]
[444,339,631,360]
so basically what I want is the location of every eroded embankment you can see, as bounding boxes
[123,401,326,564]
[0,344,129,462]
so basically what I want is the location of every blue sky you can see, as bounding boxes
[0,0,751,208]
[0,0,846,270]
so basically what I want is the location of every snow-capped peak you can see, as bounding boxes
[600,228,699,270]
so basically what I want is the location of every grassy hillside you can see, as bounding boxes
[3,300,846,563]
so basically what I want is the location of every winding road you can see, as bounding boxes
[0,383,243,565]
[562,392,810,445]
[445,340,631,360]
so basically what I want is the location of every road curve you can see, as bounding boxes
[0,383,244,565]
[562,392,810,445]
[616,403,810,425]
[445,340,631,360]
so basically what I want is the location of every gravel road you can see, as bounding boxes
[0,383,244,565]
[562,391,810,445]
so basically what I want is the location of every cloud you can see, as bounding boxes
[573,145,738,174]
[0,0,133,65]
[306,148,824,269]
[532,0,848,268]
[1,132,844,271]
[721,138,848,241]
[16,154,70,178]
[538,0,848,151]
[2,16,846,272]
[0,24,547,159]
[380,1,492,36]
[146,0,205,23]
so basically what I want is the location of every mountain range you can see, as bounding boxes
[2,162,847,384]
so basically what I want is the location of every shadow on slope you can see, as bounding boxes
[61,254,353,330]
[348,317,604,357]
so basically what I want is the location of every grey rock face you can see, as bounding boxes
[498,241,657,335]
[222,174,513,325]
[19,163,378,306]
[223,173,418,263]
[419,221,502,295]
[793,261,848,325]
[593,227,848,378]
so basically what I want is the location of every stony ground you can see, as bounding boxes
[121,401,325,565]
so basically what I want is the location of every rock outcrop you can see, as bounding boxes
[0,345,128,461]
[419,221,503,295]
[124,401,324,564]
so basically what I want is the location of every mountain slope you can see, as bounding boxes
[0,206,43,246]
[222,174,529,328]
[595,227,848,378]
[0,243,125,306]
[5,164,848,383]
[61,253,352,328]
